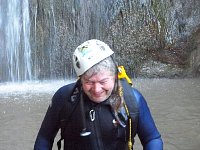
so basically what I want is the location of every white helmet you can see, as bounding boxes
[73,39,114,76]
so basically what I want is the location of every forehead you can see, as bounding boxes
[82,70,114,81]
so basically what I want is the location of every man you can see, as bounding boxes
[34,39,163,150]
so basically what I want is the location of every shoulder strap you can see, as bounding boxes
[120,78,139,140]
[57,80,81,150]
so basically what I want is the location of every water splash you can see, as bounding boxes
[0,80,75,95]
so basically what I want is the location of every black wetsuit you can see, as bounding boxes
[34,82,163,150]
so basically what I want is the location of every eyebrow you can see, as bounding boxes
[84,77,111,83]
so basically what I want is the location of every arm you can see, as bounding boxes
[34,88,66,150]
[133,89,163,150]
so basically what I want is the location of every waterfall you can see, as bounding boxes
[0,0,198,82]
[0,0,31,82]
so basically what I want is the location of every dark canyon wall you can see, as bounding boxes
[1,0,200,81]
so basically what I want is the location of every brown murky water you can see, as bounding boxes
[0,78,200,150]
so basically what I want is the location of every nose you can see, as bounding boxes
[92,82,102,93]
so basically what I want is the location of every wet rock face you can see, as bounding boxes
[28,0,200,79]
[188,26,200,77]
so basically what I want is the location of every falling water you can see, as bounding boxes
[0,0,199,82]
[0,0,31,82]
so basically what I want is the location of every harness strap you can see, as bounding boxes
[57,138,62,150]
[57,80,81,150]
[57,103,79,150]
[57,118,69,150]
[120,78,139,150]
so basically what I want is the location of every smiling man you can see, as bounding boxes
[34,39,163,150]
[81,68,115,103]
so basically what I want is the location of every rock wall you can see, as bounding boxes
[28,0,200,79]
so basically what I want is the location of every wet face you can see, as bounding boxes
[81,70,115,103]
